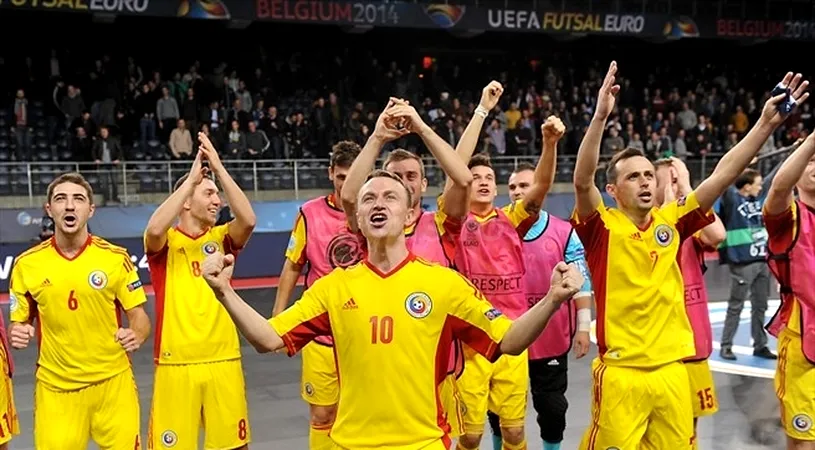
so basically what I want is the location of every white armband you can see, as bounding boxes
[577,308,591,332]
[474,105,489,118]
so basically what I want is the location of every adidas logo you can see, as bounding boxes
[40,278,52,287]
[342,298,358,310]
[547,359,560,366]
[629,232,642,241]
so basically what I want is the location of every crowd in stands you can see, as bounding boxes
[0,15,810,191]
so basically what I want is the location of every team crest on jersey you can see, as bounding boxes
[654,224,674,247]
[304,382,314,396]
[484,308,503,320]
[793,414,813,432]
[161,430,178,447]
[88,270,108,290]
[327,234,363,269]
[202,241,220,255]
[405,292,433,319]
[465,220,478,233]
[8,293,17,313]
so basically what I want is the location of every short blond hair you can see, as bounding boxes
[383,149,425,178]
[365,169,412,207]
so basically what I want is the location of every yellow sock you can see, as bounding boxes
[309,423,334,450]
[502,440,527,450]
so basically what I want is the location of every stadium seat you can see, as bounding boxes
[0,174,9,195]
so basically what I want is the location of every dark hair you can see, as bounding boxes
[383,148,425,178]
[606,148,647,183]
[330,141,361,169]
[173,173,214,191]
[47,172,94,204]
[468,152,493,170]
[365,169,412,207]
[735,168,761,189]
[512,161,536,174]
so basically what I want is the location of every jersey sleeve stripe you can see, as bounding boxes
[447,315,502,362]
[272,312,331,356]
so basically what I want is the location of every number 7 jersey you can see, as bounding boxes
[8,236,147,391]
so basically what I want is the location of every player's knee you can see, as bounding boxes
[500,426,524,445]
[458,433,482,449]
[487,411,502,437]
[309,404,337,427]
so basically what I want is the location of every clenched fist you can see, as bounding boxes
[10,323,35,349]
[202,252,236,294]
[479,81,504,111]
[541,116,566,146]
[548,262,584,304]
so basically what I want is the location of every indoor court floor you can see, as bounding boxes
[4,287,786,449]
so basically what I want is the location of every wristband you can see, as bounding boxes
[577,308,591,332]
[474,106,489,118]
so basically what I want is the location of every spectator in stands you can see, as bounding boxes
[207,101,225,135]
[181,88,199,135]
[602,127,625,154]
[137,83,157,148]
[227,98,250,130]
[245,121,270,158]
[287,112,309,158]
[261,105,285,158]
[169,119,193,159]
[11,89,31,161]
[38,203,54,242]
[485,118,506,155]
[92,126,122,204]
[60,85,85,128]
[236,80,253,113]
[226,120,246,158]
[628,132,644,151]
[156,86,180,142]
[72,126,92,160]
[674,129,688,158]
[732,105,749,136]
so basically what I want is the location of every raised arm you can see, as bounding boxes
[341,99,408,232]
[522,116,565,216]
[765,133,815,216]
[387,103,473,219]
[272,214,307,316]
[144,151,206,253]
[668,158,726,247]
[199,132,257,247]
[574,61,619,220]
[694,72,809,212]
[445,81,504,190]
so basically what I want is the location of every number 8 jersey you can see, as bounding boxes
[146,224,241,365]
[8,235,147,390]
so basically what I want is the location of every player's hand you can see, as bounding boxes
[548,262,584,304]
[202,252,236,294]
[9,323,35,349]
[373,98,411,143]
[541,115,566,147]
[479,81,504,111]
[116,328,140,352]
[198,132,224,174]
[670,157,692,194]
[188,150,209,185]
[760,72,809,128]
[594,61,620,121]
[573,331,590,359]
[386,103,430,136]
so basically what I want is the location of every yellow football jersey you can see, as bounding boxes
[270,254,513,450]
[9,236,146,391]
[146,225,241,365]
[571,192,713,368]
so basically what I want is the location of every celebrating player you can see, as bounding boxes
[573,62,808,449]
[144,134,256,450]
[654,157,726,448]
[762,132,815,449]
[9,173,149,449]
[487,161,594,450]
[452,115,563,450]
[271,140,362,450]
[201,168,585,449]
[341,95,490,437]
[0,299,14,450]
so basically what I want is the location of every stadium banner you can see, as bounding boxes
[0,0,251,20]
[696,16,815,41]
[0,231,291,293]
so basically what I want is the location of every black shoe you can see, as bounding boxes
[720,347,737,360]
[753,347,778,360]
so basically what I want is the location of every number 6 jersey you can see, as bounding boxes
[9,235,146,390]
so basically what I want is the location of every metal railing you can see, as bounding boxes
[0,153,730,206]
